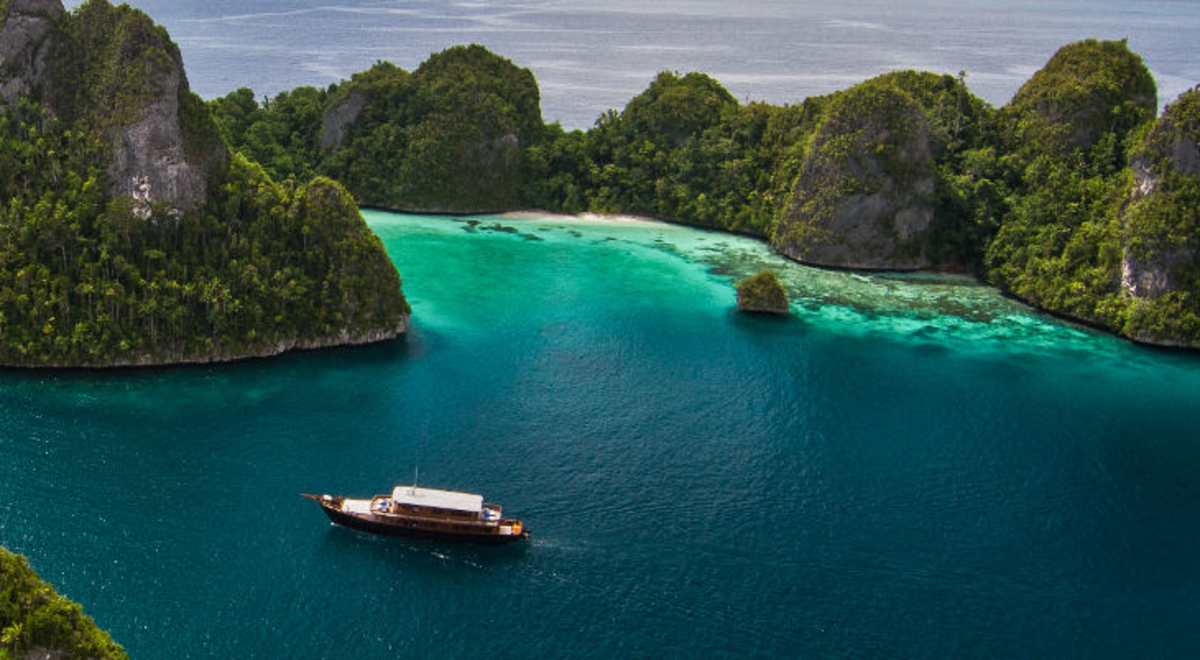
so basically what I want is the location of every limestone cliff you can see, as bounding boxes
[772,80,937,270]
[1118,87,1200,346]
[3,0,228,215]
[0,0,409,367]
[0,0,62,107]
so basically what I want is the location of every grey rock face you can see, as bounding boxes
[0,0,64,108]
[772,86,936,270]
[106,62,218,214]
[479,132,520,166]
[4,0,226,214]
[1120,98,1200,300]
[320,90,366,151]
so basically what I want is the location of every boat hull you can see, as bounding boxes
[317,500,530,545]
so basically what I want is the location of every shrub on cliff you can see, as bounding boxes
[0,547,127,660]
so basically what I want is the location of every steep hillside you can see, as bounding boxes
[1,547,127,660]
[207,38,1200,347]
[0,0,408,367]
[212,45,543,213]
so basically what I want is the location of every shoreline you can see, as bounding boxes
[371,206,1200,353]
[0,318,408,372]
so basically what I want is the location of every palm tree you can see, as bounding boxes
[2,621,25,651]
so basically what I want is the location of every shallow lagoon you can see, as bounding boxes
[2,211,1199,658]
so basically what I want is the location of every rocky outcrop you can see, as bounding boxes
[735,271,789,315]
[1120,88,1200,303]
[4,0,228,215]
[107,63,227,215]
[310,46,542,213]
[0,1,409,368]
[1005,39,1157,155]
[320,89,366,151]
[772,81,936,270]
[88,4,228,214]
[0,0,63,108]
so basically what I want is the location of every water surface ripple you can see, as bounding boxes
[2,212,1199,659]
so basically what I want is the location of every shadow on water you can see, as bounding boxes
[0,335,416,387]
[728,308,804,333]
[314,524,531,573]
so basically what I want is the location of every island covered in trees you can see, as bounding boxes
[208,40,1200,349]
[0,0,409,367]
[4,2,1200,354]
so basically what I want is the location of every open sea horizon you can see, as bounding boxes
[65,0,1200,128]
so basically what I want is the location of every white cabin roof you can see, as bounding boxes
[390,485,483,513]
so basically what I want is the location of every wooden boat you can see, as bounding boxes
[301,484,529,544]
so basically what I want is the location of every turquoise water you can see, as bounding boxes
[3,211,1200,658]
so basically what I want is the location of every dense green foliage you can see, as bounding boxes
[212,45,542,212]
[0,101,407,365]
[523,71,805,236]
[0,0,408,366]
[983,40,1166,334]
[210,39,1199,345]
[1118,88,1200,341]
[1,548,127,660]
[735,270,789,314]
[209,85,324,185]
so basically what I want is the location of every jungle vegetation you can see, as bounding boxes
[210,39,1199,345]
[0,547,127,660]
[0,0,409,367]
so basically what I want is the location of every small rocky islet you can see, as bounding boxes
[736,271,790,315]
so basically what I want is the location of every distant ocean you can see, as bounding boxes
[65,0,1200,128]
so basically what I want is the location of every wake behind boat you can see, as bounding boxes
[302,484,529,544]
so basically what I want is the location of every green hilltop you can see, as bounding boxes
[211,44,542,214]
[0,0,409,367]
[207,39,1200,349]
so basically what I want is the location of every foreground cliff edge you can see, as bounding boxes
[0,547,127,660]
[0,0,409,368]
[209,39,1200,349]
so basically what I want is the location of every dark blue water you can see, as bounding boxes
[63,0,1200,127]
[3,212,1200,658]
